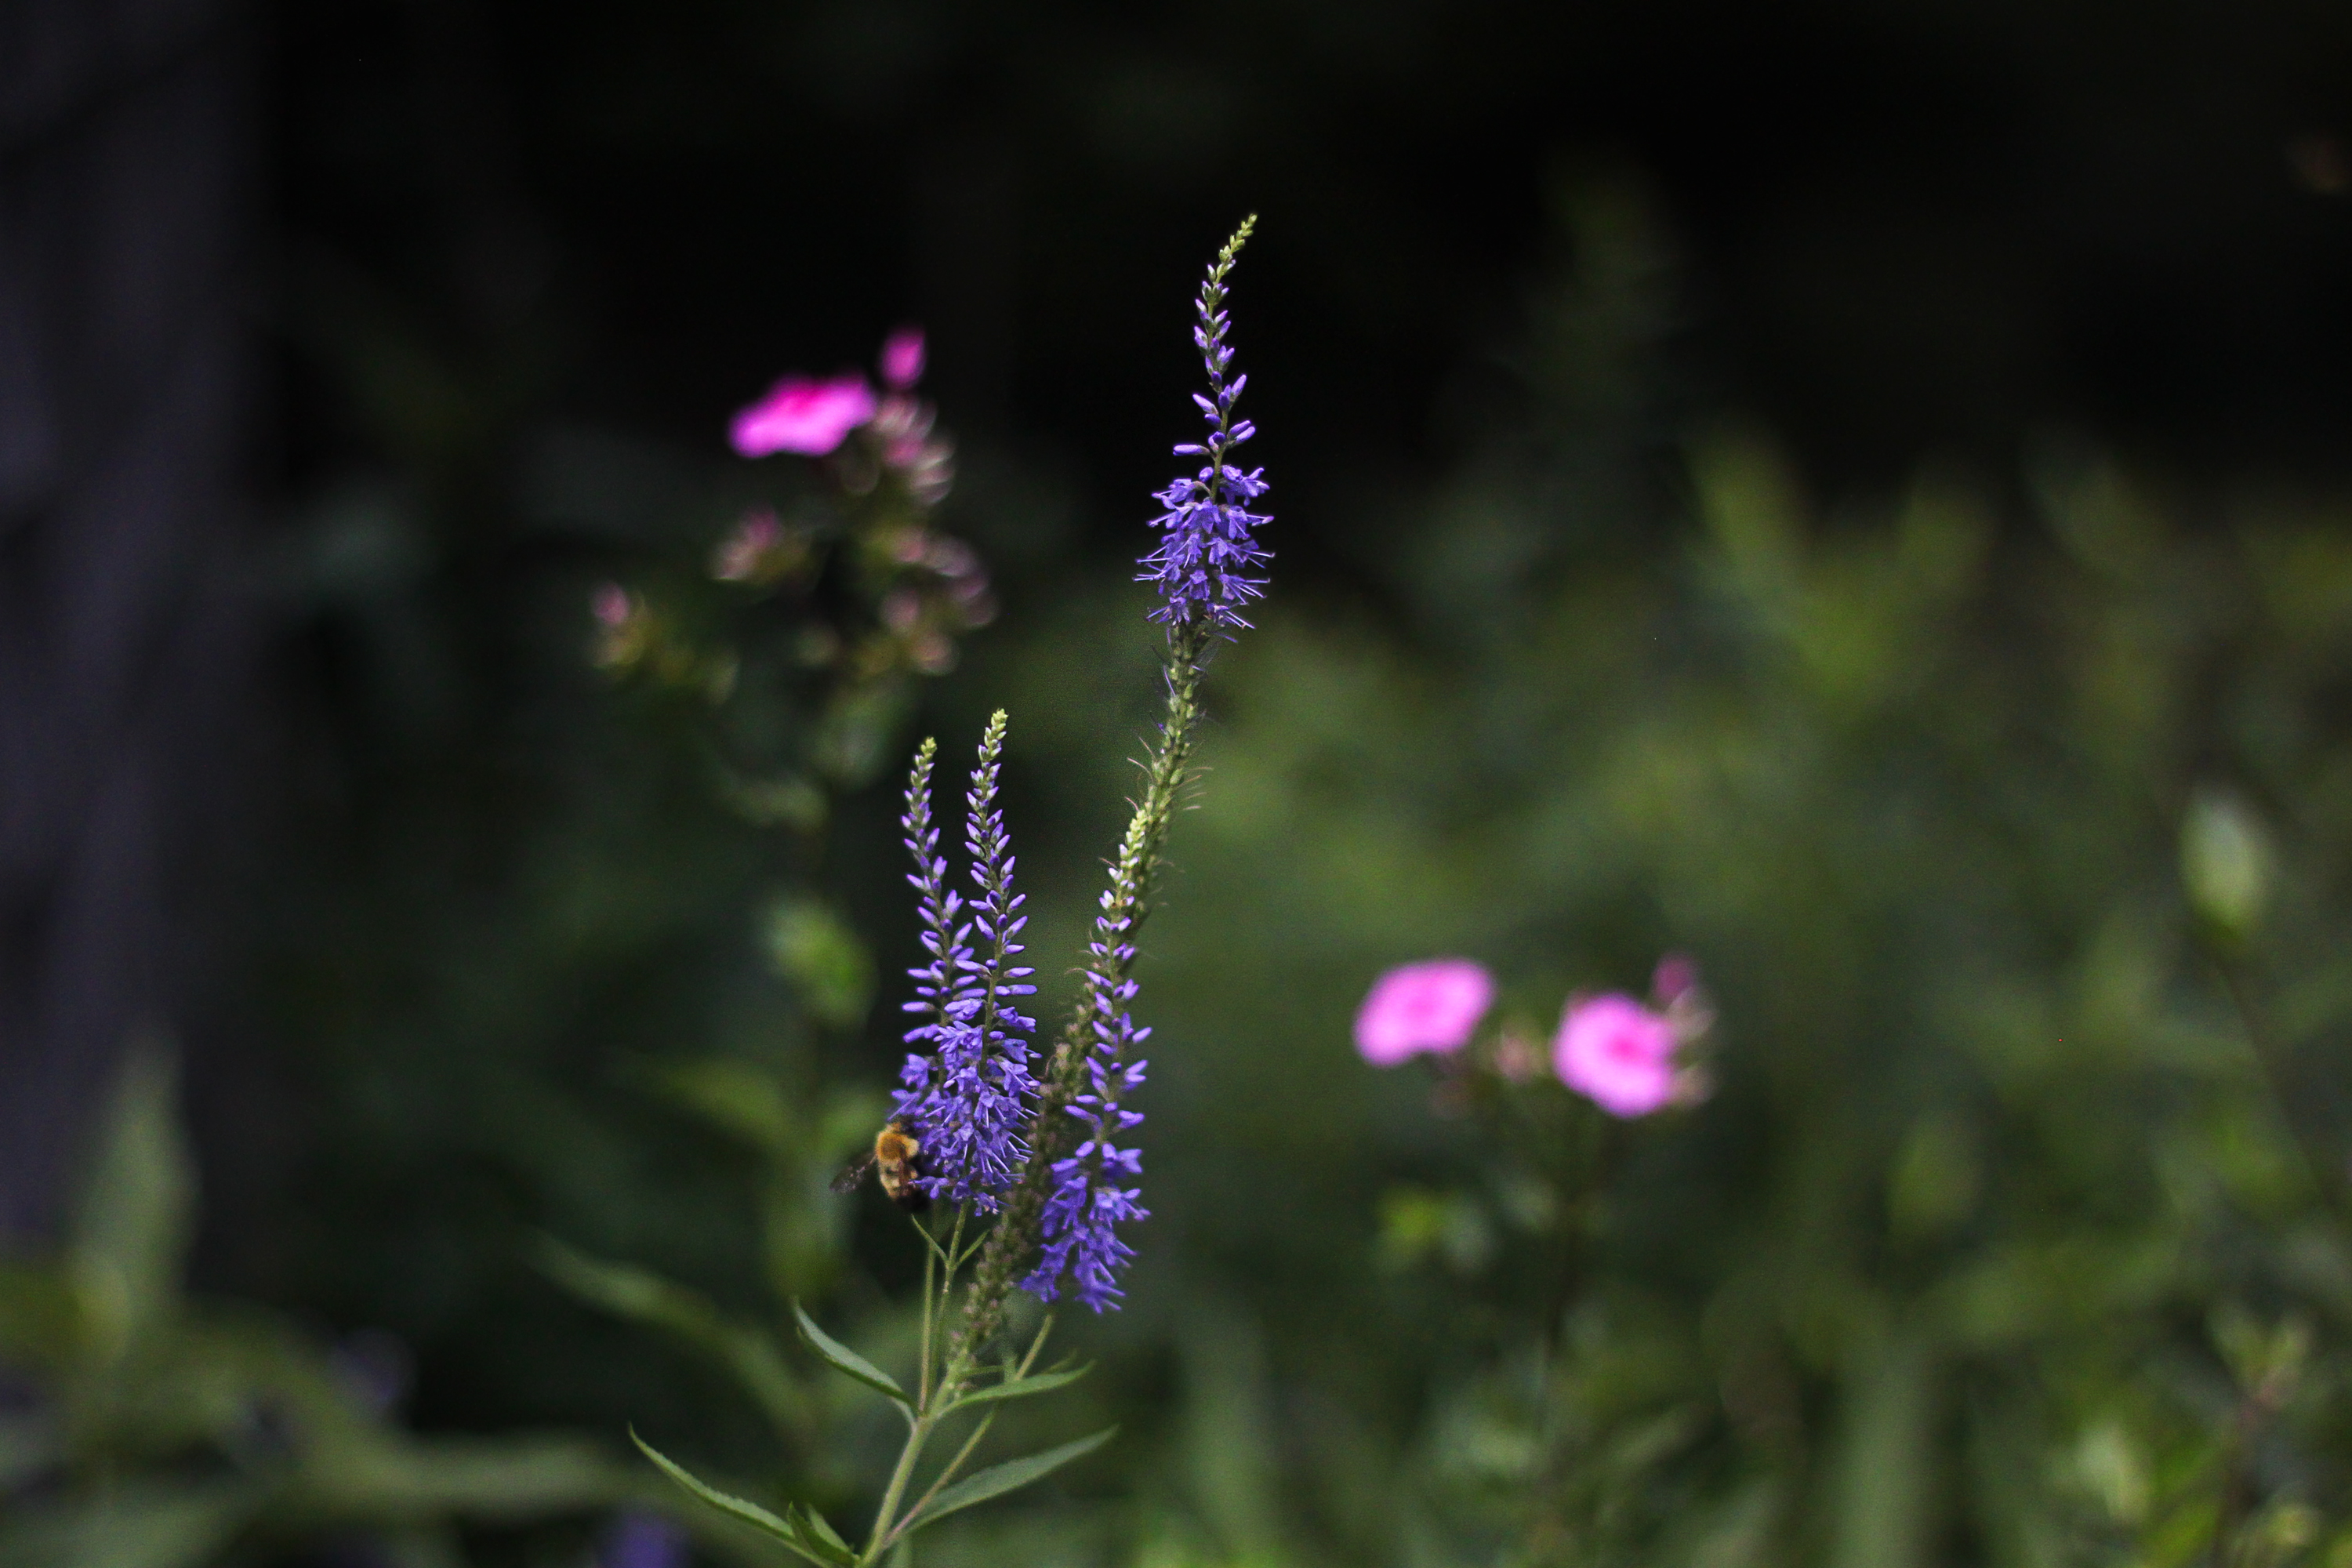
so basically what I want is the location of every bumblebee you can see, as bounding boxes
[830,1119,930,1212]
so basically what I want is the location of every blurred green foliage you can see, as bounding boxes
[0,1048,628,1566]
[183,19,2352,1556]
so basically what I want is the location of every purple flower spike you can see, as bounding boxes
[1022,904,1156,1309]
[1140,216,1270,633]
[894,715,1038,1210]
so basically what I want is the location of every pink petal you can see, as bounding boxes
[730,373,877,457]
[1355,959,1495,1066]
[880,326,926,389]
[1553,993,1679,1117]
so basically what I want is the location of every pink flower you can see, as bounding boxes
[1355,960,1495,1066]
[730,373,877,457]
[1553,993,1680,1117]
[880,326,926,389]
[712,507,785,582]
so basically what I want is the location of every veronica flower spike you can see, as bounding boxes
[1142,216,1272,637]
[893,714,1039,1209]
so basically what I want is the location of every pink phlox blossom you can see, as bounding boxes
[880,326,926,389]
[1355,959,1495,1066]
[1554,992,1682,1117]
[730,372,877,457]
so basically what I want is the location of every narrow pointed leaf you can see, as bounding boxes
[629,1429,835,1568]
[71,1044,194,1359]
[906,1427,1117,1530]
[791,1504,857,1565]
[537,1238,808,1434]
[791,1300,910,1406]
[942,1363,1093,1414]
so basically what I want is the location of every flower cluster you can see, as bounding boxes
[1141,219,1272,633]
[893,717,1039,1208]
[728,326,955,504]
[1356,955,1714,1118]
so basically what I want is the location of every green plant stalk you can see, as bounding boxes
[857,1218,1057,1565]
[873,1314,1055,1559]
[946,619,1210,1367]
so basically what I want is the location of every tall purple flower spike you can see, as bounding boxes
[1140,217,1271,633]
[895,714,1038,1209]
[1021,220,1265,1311]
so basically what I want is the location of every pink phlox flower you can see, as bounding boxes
[1355,959,1495,1066]
[1554,993,1681,1117]
[731,372,877,457]
[880,326,926,389]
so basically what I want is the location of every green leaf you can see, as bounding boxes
[942,1363,1093,1413]
[630,1430,839,1568]
[0,1480,259,1568]
[535,1238,808,1433]
[645,1058,800,1159]
[763,898,876,1029]
[905,1427,1118,1531]
[790,1504,857,1564]
[70,1042,195,1362]
[791,1300,909,1407]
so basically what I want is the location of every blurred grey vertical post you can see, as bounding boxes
[0,0,255,1233]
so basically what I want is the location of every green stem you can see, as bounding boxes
[917,1225,937,1410]
[877,1315,1057,1556]
[863,1413,938,1563]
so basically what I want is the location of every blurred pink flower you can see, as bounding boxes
[590,583,632,627]
[1653,952,1700,1006]
[1553,993,1679,1116]
[712,507,784,582]
[731,373,876,457]
[1355,959,1494,1066]
[880,326,926,389]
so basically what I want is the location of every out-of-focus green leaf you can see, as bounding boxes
[2182,786,2274,942]
[647,1058,800,1160]
[943,1363,1092,1413]
[0,1261,81,1369]
[790,1301,909,1408]
[1827,1338,1935,1568]
[903,1427,1117,1530]
[289,1430,622,1523]
[764,898,876,1029]
[535,1236,808,1433]
[68,1044,194,1363]
[630,1429,837,1567]
[0,1481,260,1568]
